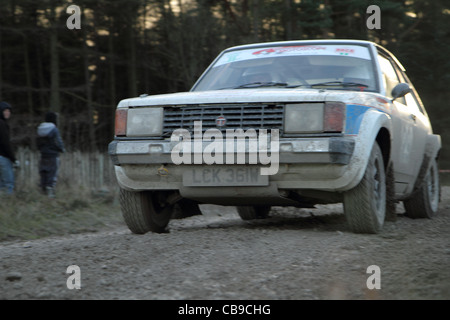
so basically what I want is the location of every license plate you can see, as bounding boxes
[183,167,269,187]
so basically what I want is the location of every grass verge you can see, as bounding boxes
[0,188,124,242]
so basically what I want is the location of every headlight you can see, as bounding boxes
[284,102,345,134]
[285,103,324,133]
[126,107,163,137]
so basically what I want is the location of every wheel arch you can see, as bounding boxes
[343,110,392,191]
[375,127,391,169]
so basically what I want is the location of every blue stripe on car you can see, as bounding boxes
[345,104,371,135]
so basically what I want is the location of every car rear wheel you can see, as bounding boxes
[119,189,173,234]
[236,206,271,220]
[343,142,386,234]
[403,158,440,219]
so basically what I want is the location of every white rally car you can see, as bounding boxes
[108,39,441,234]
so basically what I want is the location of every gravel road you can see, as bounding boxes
[1,187,449,300]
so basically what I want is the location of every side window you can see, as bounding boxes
[404,93,422,114]
[399,71,426,114]
[377,55,406,105]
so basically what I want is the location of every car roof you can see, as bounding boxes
[224,39,376,51]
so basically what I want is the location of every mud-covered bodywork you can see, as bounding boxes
[109,39,441,234]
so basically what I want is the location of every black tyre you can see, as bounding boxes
[236,206,271,220]
[343,142,386,234]
[403,158,440,219]
[385,161,397,222]
[119,189,173,234]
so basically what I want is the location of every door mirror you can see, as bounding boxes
[391,83,412,101]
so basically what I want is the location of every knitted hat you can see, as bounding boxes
[0,101,12,111]
[45,112,58,125]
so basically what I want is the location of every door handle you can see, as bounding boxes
[410,114,416,122]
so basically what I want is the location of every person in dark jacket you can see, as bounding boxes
[0,101,16,195]
[37,112,65,198]
[0,101,17,194]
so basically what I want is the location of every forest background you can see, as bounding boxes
[0,0,449,168]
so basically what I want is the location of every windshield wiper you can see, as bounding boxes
[284,84,311,88]
[232,81,289,89]
[309,81,369,88]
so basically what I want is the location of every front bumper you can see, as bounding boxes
[108,137,354,166]
[108,137,357,195]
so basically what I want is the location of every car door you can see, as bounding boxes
[397,69,430,193]
[376,54,420,194]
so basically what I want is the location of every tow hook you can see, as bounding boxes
[158,165,169,176]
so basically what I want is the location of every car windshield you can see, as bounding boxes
[191,44,377,92]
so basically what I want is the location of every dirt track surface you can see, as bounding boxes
[1,187,449,300]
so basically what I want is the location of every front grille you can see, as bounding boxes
[163,103,284,136]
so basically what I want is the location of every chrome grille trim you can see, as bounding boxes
[163,103,284,135]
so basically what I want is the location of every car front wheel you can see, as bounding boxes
[119,189,173,234]
[343,142,386,234]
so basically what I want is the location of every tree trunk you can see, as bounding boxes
[49,26,60,114]
[108,20,117,139]
[0,30,2,101]
[23,37,33,115]
[284,0,292,40]
[36,36,46,112]
[252,0,260,41]
[83,28,96,151]
[127,21,138,97]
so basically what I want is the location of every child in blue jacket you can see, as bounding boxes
[37,112,65,197]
